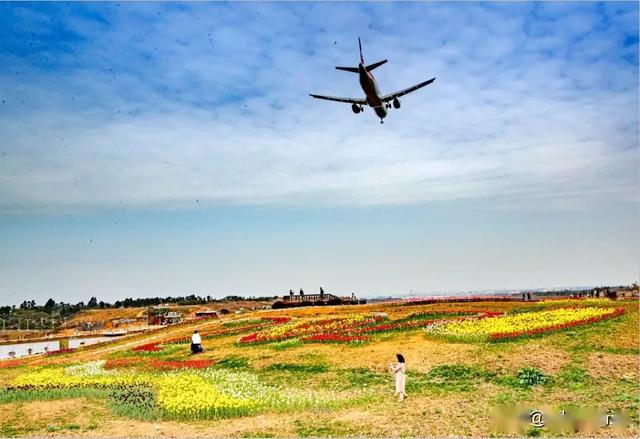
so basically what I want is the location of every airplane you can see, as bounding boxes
[309,38,436,124]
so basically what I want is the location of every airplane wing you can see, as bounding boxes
[309,94,367,105]
[381,77,436,102]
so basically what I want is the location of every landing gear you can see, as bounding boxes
[380,118,384,124]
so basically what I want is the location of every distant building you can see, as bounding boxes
[80,321,103,331]
[195,310,218,319]
[148,305,182,325]
[164,311,181,324]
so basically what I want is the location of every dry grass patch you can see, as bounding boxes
[478,342,571,375]
[586,353,638,380]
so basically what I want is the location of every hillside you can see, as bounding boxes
[0,298,637,437]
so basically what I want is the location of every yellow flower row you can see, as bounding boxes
[9,362,334,419]
[156,374,252,418]
[12,367,153,389]
[428,307,621,340]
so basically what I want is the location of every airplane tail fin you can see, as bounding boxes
[335,39,383,73]
[366,59,387,72]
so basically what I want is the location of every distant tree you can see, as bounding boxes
[44,298,56,310]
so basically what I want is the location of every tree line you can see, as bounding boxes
[0,294,277,330]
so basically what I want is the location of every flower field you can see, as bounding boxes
[239,311,502,344]
[130,317,292,353]
[2,359,340,421]
[0,298,636,437]
[425,306,625,341]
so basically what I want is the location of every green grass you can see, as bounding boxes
[294,419,362,437]
[556,365,591,389]
[0,387,111,403]
[268,339,303,350]
[221,319,262,328]
[215,356,250,369]
[337,367,388,389]
[241,432,275,438]
[265,363,328,374]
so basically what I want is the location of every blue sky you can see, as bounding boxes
[0,2,638,305]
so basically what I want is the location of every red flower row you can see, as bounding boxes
[104,357,144,370]
[131,317,292,352]
[488,308,625,341]
[354,311,502,335]
[0,359,27,368]
[240,311,504,345]
[45,348,76,356]
[132,342,163,352]
[148,359,215,370]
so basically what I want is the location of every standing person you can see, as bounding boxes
[299,288,304,296]
[527,292,532,301]
[320,287,324,298]
[191,330,203,354]
[388,353,406,402]
[289,289,294,300]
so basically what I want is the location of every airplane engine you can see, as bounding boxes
[393,98,401,109]
[351,103,361,114]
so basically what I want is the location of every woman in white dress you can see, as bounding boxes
[388,353,406,402]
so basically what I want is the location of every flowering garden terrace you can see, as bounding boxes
[238,310,504,345]
[424,306,625,342]
[0,298,635,436]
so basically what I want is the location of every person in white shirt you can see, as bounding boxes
[388,353,406,402]
[191,330,203,354]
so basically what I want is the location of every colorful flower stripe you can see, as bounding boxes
[239,312,494,344]
[104,358,144,370]
[132,342,163,352]
[129,317,292,353]
[488,307,625,341]
[405,309,503,319]
[300,333,368,343]
[353,311,503,335]
[427,307,624,341]
[7,361,335,421]
[239,314,382,344]
[0,359,28,369]
[149,359,215,370]
[45,348,76,356]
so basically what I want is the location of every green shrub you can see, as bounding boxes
[516,368,547,387]
[109,385,160,420]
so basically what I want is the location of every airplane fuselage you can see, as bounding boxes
[309,38,435,123]
[358,63,387,119]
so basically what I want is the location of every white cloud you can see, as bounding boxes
[0,2,637,213]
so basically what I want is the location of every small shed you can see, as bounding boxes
[195,310,219,319]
